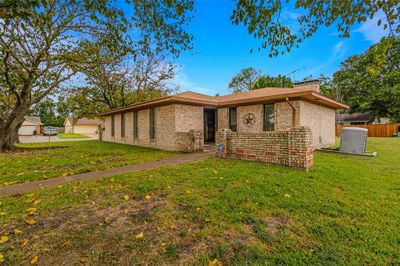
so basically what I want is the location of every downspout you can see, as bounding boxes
[285,97,297,128]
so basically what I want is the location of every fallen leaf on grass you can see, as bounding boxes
[284,193,291,198]
[14,229,22,235]
[0,236,9,243]
[26,208,37,214]
[123,195,129,201]
[209,258,222,266]
[32,199,41,206]
[135,232,144,239]
[30,255,39,265]
[3,181,17,186]
[145,195,151,200]
[25,219,36,225]
[80,256,88,263]
[19,239,28,246]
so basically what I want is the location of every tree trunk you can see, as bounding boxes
[0,124,20,151]
[0,110,27,152]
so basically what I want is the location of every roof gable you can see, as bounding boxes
[23,116,43,125]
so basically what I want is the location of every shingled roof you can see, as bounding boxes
[336,112,375,124]
[99,87,349,116]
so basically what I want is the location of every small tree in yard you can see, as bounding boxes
[61,49,178,118]
[0,0,193,151]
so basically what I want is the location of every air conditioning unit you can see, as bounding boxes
[340,127,368,153]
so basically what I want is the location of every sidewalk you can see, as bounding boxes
[0,152,211,198]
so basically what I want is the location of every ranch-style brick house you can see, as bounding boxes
[99,80,348,151]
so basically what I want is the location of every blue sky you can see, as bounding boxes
[174,0,388,96]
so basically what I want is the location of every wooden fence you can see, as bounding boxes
[335,124,399,137]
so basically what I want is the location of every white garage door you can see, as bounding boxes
[19,125,36,136]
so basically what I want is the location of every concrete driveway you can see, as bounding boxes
[19,135,98,143]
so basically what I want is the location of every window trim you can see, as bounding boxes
[263,103,275,131]
[121,113,125,138]
[133,111,138,138]
[149,108,155,140]
[228,107,237,132]
[111,114,115,137]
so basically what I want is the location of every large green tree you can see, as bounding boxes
[228,67,293,92]
[62,50,177,119]
[28,98,65,127]
[228,67,260,92]
[333,37,400,122]
[0,0,193,151]
[253,74,293,89]
[231,0,399,57]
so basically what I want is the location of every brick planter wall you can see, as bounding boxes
[216,127,313,170]
[176,129,203,153]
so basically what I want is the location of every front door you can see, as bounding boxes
[204,109,216,143]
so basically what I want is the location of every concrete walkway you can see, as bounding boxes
[0,152,211,198]
[19,135,97,143]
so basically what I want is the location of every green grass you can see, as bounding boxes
[57,133,89,139]
[0,141,178,185]
[0,138,399,265]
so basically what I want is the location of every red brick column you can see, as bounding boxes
[216,129,232,158]
[288,127,313,170]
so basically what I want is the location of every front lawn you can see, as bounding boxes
[0,141,178,185]
[0,138,399,265]
[57,133,89,139]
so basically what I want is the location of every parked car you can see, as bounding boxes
[43,126,58,136]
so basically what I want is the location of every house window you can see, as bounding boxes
[229,107,237,132]
[111,114,115,137]
[121,113,125,137]
[263,104,275,131]
[133,111,138,138]
[149,108,155,140]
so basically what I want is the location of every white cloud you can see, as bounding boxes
[305,40,348,76]
[332,41,346,58]
[174,67,215,96]
[356,10,388,43]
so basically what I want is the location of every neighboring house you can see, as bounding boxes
[18,116,43,136]
[99,80,348,151]
[336,112,391,125]
[64,117,102,134]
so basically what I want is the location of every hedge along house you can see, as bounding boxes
[99,80,348,152]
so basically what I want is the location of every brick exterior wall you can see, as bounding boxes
[216,127,313,170]
[217,100,334,149]
[102,104,203,152]
[299,101,335,148]
[237,105,264,132]
[217,108,229,130]
[102,99,335,152]
[275,100,301,131]
[175,104,203,132]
